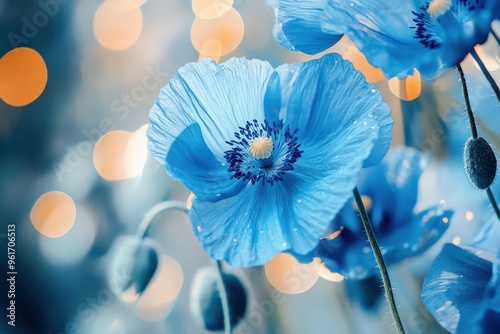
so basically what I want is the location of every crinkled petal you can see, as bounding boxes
[190,163,371,267]
[190,95,382,266]
[299,205,452,279]
[422,244,495,334]
[267,0,294,50]
[321,0,497,80]
[278,0,342,54]
[276,53,392,167]
[166,123,246,202]
[147,58,274,164]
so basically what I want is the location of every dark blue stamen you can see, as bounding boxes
[411,0,481,49]
[411,3,443,49]
[223,120,303,185]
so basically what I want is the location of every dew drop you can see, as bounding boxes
[297,199,302,203]
[353,119,358,124]
[282,242,288,248]
[233,238,237,243]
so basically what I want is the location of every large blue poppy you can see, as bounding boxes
[147,53,393,267]
[422,242,500,334]
[293,147,453,278]
[275,0,500,80]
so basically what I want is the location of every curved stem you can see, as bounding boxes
[487,188,500,222]
[215,260,232,334]
[353,187,406,334]
[136,200,189,238]
[136,201,233,332]
[457,66,500,222]
[470,48,500,103]
[456,65,478,139]
[491,28,500,46]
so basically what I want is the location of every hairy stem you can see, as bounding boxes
[353,187,406,334]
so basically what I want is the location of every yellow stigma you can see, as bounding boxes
[249,136,273,159]
[427,0,452,17]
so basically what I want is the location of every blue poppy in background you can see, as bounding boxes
[294,147,453,278]
[274,0,500,80]
[267,0,341,54]
[422,240,500,334]
[147,53,393,267]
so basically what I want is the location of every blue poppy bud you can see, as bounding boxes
[190,267,247,331]
[464,137,497,190]
[109,236,159,295]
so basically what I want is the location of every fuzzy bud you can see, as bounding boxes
[109,236,159,296]
[190,267,247,331]
[464,137,497,190]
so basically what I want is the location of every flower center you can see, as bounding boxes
[249,136,273,159]
[224,119,302,185]
[427,0,452,17]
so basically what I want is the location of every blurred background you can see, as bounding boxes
[0,0,499,333]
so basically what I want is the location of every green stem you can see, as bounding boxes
[486,188,500,222]
[353,187,406,334]
[491,28,500,46]
[457,66,500,222]
[215,260,232,334]
[136,200,189,238]
[456,65,478,139]
[470,48,500,103]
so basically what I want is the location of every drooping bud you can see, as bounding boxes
[190,267,247,331]
[109,236,159,296]
[464,137,497,190]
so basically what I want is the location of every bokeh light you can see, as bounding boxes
[124,124,149,178]
[39,205,97,265]
[198,39,222,63]
[452,236,461,245]
[316,261,345,282]
[0,47,48,107]
[30,191,76,238]
[265,253,319,294]
[186,192,195,210]
[105,0,148,11]
[93,130,136,181]
[465,211,474,221]
[342,43,384,84]
[93,1,144,51]
[134,255,184,321]
[192,0,233,19]
[388,70,422,101]
[191,7,244,58]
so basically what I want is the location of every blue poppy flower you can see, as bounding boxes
[293,147,453,278]
[268,0,341,53]
[422,242,500,334]
[276,0,500,80]
[147,53,393,267]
